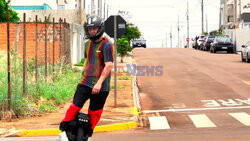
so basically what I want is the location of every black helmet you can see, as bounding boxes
[84,15,104,41]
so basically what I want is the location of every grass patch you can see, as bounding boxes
[118,75,132,80]
[0,50,81,118]
[110,85,125,89]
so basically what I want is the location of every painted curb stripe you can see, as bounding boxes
[19,121,137,137]
[131,107,139,116]
[189,114,217,128]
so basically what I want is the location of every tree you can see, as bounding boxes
[117,37,131,63]
[123,23,141,44]
[0,0,20,22]
[116,23,141,63]
[118,10,132,23]
[243,3,250,9]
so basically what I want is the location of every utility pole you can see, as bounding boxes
[224,0,228,29]
[219,3,222,29]
[83,0,85,10]
[166,33,168,47]
[104,0,106,19]
[98,0,102,18]
[239,0,242,27]
[201,0,204,35]
[206,14,208,33]
[170,26,172,48]
[91,0,95,15]
[187,0,189,48]
[178,15,180,48]
[107,5,109,18]
[79,0,82,24]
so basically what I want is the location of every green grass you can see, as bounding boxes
[0,51,81,117]
[118,75,132,80]
[74,58,85,66]
[110,85,126,89]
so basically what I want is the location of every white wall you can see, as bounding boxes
[224,28,250,52]
[242,0,250,13]
[10,0,58,9]
[16,9,86,24]
[235,28,250,51]
[10,0,82,10]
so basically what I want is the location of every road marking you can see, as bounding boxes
[229,112,250,126]
[143,106,250,113]
[189,114,217,128]
[243,81,250,85]
[148,116,170,130]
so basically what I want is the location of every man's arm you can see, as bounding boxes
[92,62,113,94]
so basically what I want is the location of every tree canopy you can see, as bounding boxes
[0,0,20,22]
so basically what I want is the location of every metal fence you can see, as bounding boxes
[0,10,71,118]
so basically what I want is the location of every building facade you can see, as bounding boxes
[10,0,83,10]
[220,0,250,29]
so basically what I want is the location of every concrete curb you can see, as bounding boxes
[17,121,137,137]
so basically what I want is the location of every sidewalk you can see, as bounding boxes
[0,56,140,137]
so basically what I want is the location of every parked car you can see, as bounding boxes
[192,37,198,49]
[210,36,234,53]
[192,35,204,49]
[241,41,250,63]
[201,36,215,51]
[197,36,205,50]
[132,38,146,48]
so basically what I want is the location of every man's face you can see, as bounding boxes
[88,27,98,36]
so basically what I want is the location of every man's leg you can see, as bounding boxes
[60,84,92,131]
[88,91,109,130]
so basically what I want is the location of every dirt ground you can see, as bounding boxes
[0,56,135,137]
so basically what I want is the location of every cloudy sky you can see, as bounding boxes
[86,0,221,48]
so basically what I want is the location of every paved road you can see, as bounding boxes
[133,48,250,140]
[4,48,250,140]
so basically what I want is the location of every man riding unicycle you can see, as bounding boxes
[58,15,114,141]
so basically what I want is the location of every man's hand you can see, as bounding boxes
[82,70,85,76]
[92,82,102,94]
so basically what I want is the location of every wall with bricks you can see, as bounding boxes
[0,22,70,64]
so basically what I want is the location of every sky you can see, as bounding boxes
[85,0,221,48]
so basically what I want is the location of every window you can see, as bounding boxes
[217,37,232,42]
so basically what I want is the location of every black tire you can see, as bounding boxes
[247,53,250,63]
[77,127,88,141]
[213,48,216,53]
[241,53,246,62]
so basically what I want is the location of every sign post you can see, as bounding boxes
[105,15,126,108]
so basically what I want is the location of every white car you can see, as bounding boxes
[241,41,250,63]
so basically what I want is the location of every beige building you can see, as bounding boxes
[220,0,250,29]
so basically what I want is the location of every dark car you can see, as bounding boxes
[132,38,146,48]
[202,36,215,51]
[210,36,234,53]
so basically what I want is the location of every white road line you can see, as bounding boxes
[143,106,250,113]
[148,116,170,130]
[189,114,217,128]
[229,112,250,126]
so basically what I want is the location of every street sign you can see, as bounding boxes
[186,38,190,42]
[104,15,127,38]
